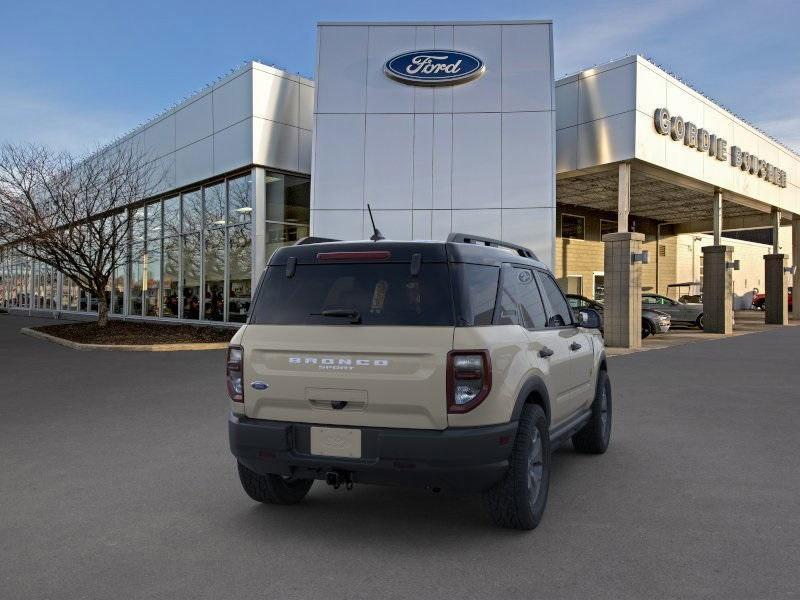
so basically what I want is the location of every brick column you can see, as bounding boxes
[701,245,733,334]
[602,232,644,348]
[764,254,788,325]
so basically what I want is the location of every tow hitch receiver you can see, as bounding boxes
[325,470,354,490]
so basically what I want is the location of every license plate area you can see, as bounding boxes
[310,426,362,459]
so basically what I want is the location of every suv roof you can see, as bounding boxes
[268,233,548,271]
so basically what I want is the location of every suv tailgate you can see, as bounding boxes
[242,325,453,429]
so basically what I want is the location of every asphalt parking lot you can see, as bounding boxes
[2,314,799,599]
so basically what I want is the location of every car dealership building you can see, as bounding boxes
[2,20,799,346]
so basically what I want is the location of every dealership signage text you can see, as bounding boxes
[654,108,787,188]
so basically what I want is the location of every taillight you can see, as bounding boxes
[226,345,244,402]
[447,350,492,413]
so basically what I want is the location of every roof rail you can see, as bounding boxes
[294,236,340,245]
[447,233,538,260]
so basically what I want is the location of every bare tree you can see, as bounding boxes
[0,142,163,326]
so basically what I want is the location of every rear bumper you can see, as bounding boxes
[229,413,517,492]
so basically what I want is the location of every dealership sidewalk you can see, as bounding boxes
[607,310,799,356]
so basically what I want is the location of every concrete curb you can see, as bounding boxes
[20,327,229,352]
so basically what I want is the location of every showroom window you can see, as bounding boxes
[600,219,617,238]
[266,173,310,260]
[561,214,585,240]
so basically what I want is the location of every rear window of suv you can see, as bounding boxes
[250,263,455,326]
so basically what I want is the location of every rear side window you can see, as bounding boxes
[250,263,454,326]
[497,266,547,329]
[451,263,499,326]
[536,271,574,327]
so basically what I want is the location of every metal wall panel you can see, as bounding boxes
[312,114,365,210]
[452,209,501,239]
[214,118,253,174]
[578,62,636,124]
[316,26,369,114]
[502,24,552,113]
[502,111,553,208]
[556,126,578,172]
[144,115,175,160]
[366,26,415,114]
[412,114,434,209]
[452,113,501,209]
[253,70,300,127]
[175,93,213,149]
[364,114,414,209]
[555,81,578,130]
[312,209,364,239]
[253,117,299,173]
[412,209,433,239]
[213,72,253,131]
[452,25,502,114]
[431,114,452,210]
[364,210,412,239]
[577,112,636,170]
[298,129,312,174]
[501,207,555,267]
[299,84,314,131]
[175,137,213,188]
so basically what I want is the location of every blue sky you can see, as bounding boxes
[1,0,798,154]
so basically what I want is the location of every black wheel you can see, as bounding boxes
[641,319,652,339]
[237,462,313,505]
[572,370,612,454]
[696,314,705,330]
[483,404,550,530]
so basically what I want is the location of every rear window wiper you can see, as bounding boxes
[312,309,362,324]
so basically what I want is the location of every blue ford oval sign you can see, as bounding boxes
[384,50,485,86]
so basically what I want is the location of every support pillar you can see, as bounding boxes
[602,232,644,348]
[617,162,631,233]
[792,216,800,321]
[251,167,267,295]
[712,189,723,246]
[764,254,789,325]
[701,246,733,334]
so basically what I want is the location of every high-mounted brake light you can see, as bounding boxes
[316,251,391,261]
[447,350,492,413]
[226,345,244,402]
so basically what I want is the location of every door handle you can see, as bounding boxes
[569,342,582,351]
[538,347,554,358]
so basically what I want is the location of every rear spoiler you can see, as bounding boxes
[447,233,538,260]
[294,236,340,245]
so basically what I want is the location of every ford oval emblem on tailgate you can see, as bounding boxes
[250,381,269,390]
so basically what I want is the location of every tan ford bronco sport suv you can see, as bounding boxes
[227,233,611,529]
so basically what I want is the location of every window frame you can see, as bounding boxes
[560,213,586,241]
[534,269,577,329]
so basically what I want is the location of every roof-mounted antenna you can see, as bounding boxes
[367,204,385,242]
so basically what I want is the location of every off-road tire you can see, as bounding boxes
[237,462,313,504]
[572,369,612,454]
[483,404,550,530]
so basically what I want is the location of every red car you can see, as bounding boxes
[752,287,793,311]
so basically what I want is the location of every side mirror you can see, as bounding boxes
[578,308,602,330]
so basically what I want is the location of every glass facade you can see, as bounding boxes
[0,169,310,323]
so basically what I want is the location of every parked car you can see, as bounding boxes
[642,293,704,328]
[567,294,670,339]
[752,287,792,311]
[228,233,612,530]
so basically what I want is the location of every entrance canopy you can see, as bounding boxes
[555,55,799,228]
